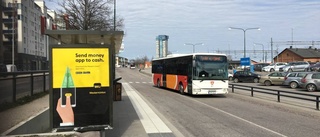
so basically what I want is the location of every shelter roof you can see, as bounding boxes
[45,30,124,54]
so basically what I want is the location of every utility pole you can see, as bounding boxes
[114,0,116,31]
[12,0,17,68]
[271,38,273,63]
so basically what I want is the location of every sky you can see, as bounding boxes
[45,0,320,62]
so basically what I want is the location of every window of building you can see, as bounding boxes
[17,3,21,9]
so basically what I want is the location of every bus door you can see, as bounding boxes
[187,63,193,93]
[162,64,166,87]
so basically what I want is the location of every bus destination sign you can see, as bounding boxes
[198,56,225,61]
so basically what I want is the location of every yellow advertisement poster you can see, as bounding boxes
[52,48,109,88]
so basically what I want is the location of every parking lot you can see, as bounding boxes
[229,70,320,96]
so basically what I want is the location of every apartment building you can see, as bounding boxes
[1,0,56,70]
[155,35,169,59]
[0,1,3,63]
[115,56,129,67]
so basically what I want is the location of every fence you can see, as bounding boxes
[229,83,320,110]
[0,70,49,103]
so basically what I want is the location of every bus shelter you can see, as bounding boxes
[46,30,124,132]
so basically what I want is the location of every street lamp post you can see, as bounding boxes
[254,43,265,63]
[114,0,116,31]
[229,27,260,58]
[184,43,204,53]
[12,1,17,68]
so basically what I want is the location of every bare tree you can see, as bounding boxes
[140,56,149,69]
[57,0,123,30]
[131,56,149,69]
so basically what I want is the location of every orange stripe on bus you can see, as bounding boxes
[166,74,177,89]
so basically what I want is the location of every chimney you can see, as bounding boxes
[309,46,312,49]
[290,46,293,49]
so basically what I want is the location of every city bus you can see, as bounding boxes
[152,53,229,95]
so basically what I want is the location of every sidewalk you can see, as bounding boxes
[0,94,49,134]
[0,68,173,137]
[0,94,149,137]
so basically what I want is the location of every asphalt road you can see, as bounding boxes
[117,68,320,137]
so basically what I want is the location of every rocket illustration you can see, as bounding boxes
[61,67,76,107]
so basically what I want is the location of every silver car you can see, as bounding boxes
[300,72,320,92]
[279,61,310,72]
[262,62,287,72]
[282,72,310,88]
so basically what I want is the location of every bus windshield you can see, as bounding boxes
[194,55,228,80]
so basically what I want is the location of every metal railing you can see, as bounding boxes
[229,83,320,110]
[0,70,49,103]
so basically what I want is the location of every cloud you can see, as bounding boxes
[46,0,320,61]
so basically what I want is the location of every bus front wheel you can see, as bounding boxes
[179,84,185,94]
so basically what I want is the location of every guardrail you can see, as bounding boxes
[0,70,49,103]
[229,83,320,110]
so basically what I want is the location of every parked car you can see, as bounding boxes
[6,64,17,72]
[279,61,310,72]
[307,62,320,72]
[228,65,235,70]
[236,65,250,71]
[262,62,287,72]
[254,63,270,72]
[259,72,287,86]
[282,72,310,88]
[228,72,233,81]
[232,71,260,83]
[300,72,320,92]
[0,64,8,77]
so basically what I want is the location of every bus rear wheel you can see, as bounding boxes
[179,84,185,94]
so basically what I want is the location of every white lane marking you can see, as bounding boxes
[122,83,172,134]
[1,108,49,136]
[190,98,287,137]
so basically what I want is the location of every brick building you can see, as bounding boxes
[274,46,320,63]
